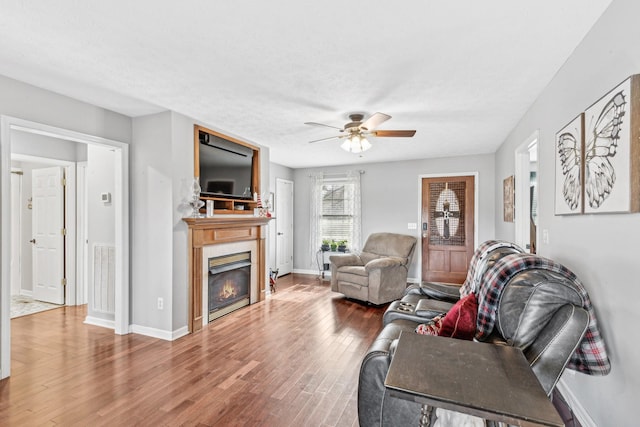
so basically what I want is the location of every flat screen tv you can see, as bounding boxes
[197,128,256,200]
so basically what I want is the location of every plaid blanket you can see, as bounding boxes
[459,240,523,297]
[475,253,611,376]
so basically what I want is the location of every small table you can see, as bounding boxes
[384,332,564,427]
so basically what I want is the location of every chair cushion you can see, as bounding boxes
[337,266,369,287]
[359,251,380,265]
[361,232,417,262]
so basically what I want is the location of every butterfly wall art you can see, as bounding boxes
[555,74,640,215]
[555,114,584,214]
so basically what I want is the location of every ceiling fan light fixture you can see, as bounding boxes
[341,134,371,153]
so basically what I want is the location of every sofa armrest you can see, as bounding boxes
[364,256,405,272]
[405,281,461,302]
[358,319,421,427]
[329,253,362,268]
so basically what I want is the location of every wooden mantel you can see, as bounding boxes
[183,216,271,333]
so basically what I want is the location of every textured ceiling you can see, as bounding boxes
[0,1,612,168]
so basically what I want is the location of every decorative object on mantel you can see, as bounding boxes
[555,114,584,215]
[253,192,273,217]
[503,175,515,222]
[555,74,640,215]
[188,177,205,218]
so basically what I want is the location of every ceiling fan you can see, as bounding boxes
[304,112,416,153]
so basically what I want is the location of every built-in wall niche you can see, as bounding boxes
[194,125,260,214]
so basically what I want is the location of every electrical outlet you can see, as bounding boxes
[157,297,164,310]
[542,229,549,244]
[407,222,417,230]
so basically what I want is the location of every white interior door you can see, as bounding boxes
[31,166,65,304]
[276,178,294,276]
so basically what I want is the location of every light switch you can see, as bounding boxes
[407,223,417,230]
[542,229,549,244]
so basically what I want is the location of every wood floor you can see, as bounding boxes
[0,274,387,426]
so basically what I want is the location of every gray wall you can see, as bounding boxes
[131,111,175,333]
[293,153,495,280]
[86,145,117,321]
[0,74,131,143]
[131,111,271,335]
[493,0,638,424]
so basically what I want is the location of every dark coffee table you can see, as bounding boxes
[384,332,564,427]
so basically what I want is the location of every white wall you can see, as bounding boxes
[293,153,495,280]
[493,0,638,425]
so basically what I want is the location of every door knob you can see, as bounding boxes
[277,232,284,236]
[30,239,36,244]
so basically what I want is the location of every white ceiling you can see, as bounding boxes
[0,1,612,168]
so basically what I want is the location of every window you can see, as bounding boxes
[309,171,362,266]
[321,182,354,243]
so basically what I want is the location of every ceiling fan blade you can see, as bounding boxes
[360,112,391,131]
[308,135,344,143]
[304,122,344,131]
[373,130,416,138]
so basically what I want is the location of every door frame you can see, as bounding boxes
[417,172,479,283]
[10,168,22,296]
[0,116,130,379]
[514,131,538,252]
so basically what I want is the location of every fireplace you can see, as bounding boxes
[184,216,270,333]
[208,251,251,321]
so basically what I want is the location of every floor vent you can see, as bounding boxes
[93,244,115,314]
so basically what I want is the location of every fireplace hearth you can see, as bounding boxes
[208,251,251,321]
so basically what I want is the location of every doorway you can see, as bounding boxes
[515,132,538,253]
[1,116,130,380]
[11,155,78,307]
[275,178,294,276]
[420,173,477,284]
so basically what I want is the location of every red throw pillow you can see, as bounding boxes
[440,293,477,340]
[415,293,478,340]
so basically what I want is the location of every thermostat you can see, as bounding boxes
[101,192,111,204]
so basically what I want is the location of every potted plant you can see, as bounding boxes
[338,240,348,252]
[330,240,338,252]
[321,239,330,251]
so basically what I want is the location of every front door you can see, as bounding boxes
[421,175,475,284]
[276,178,294,276]
[31,166,65,304]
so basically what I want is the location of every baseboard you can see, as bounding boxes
[84,316,115,330]
[130,324,189,341]
[293,268,323,276]
[293,269,419,284]
[19,290,33,297]
[556,378,597,427]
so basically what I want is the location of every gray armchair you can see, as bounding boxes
[330,232,417,305]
